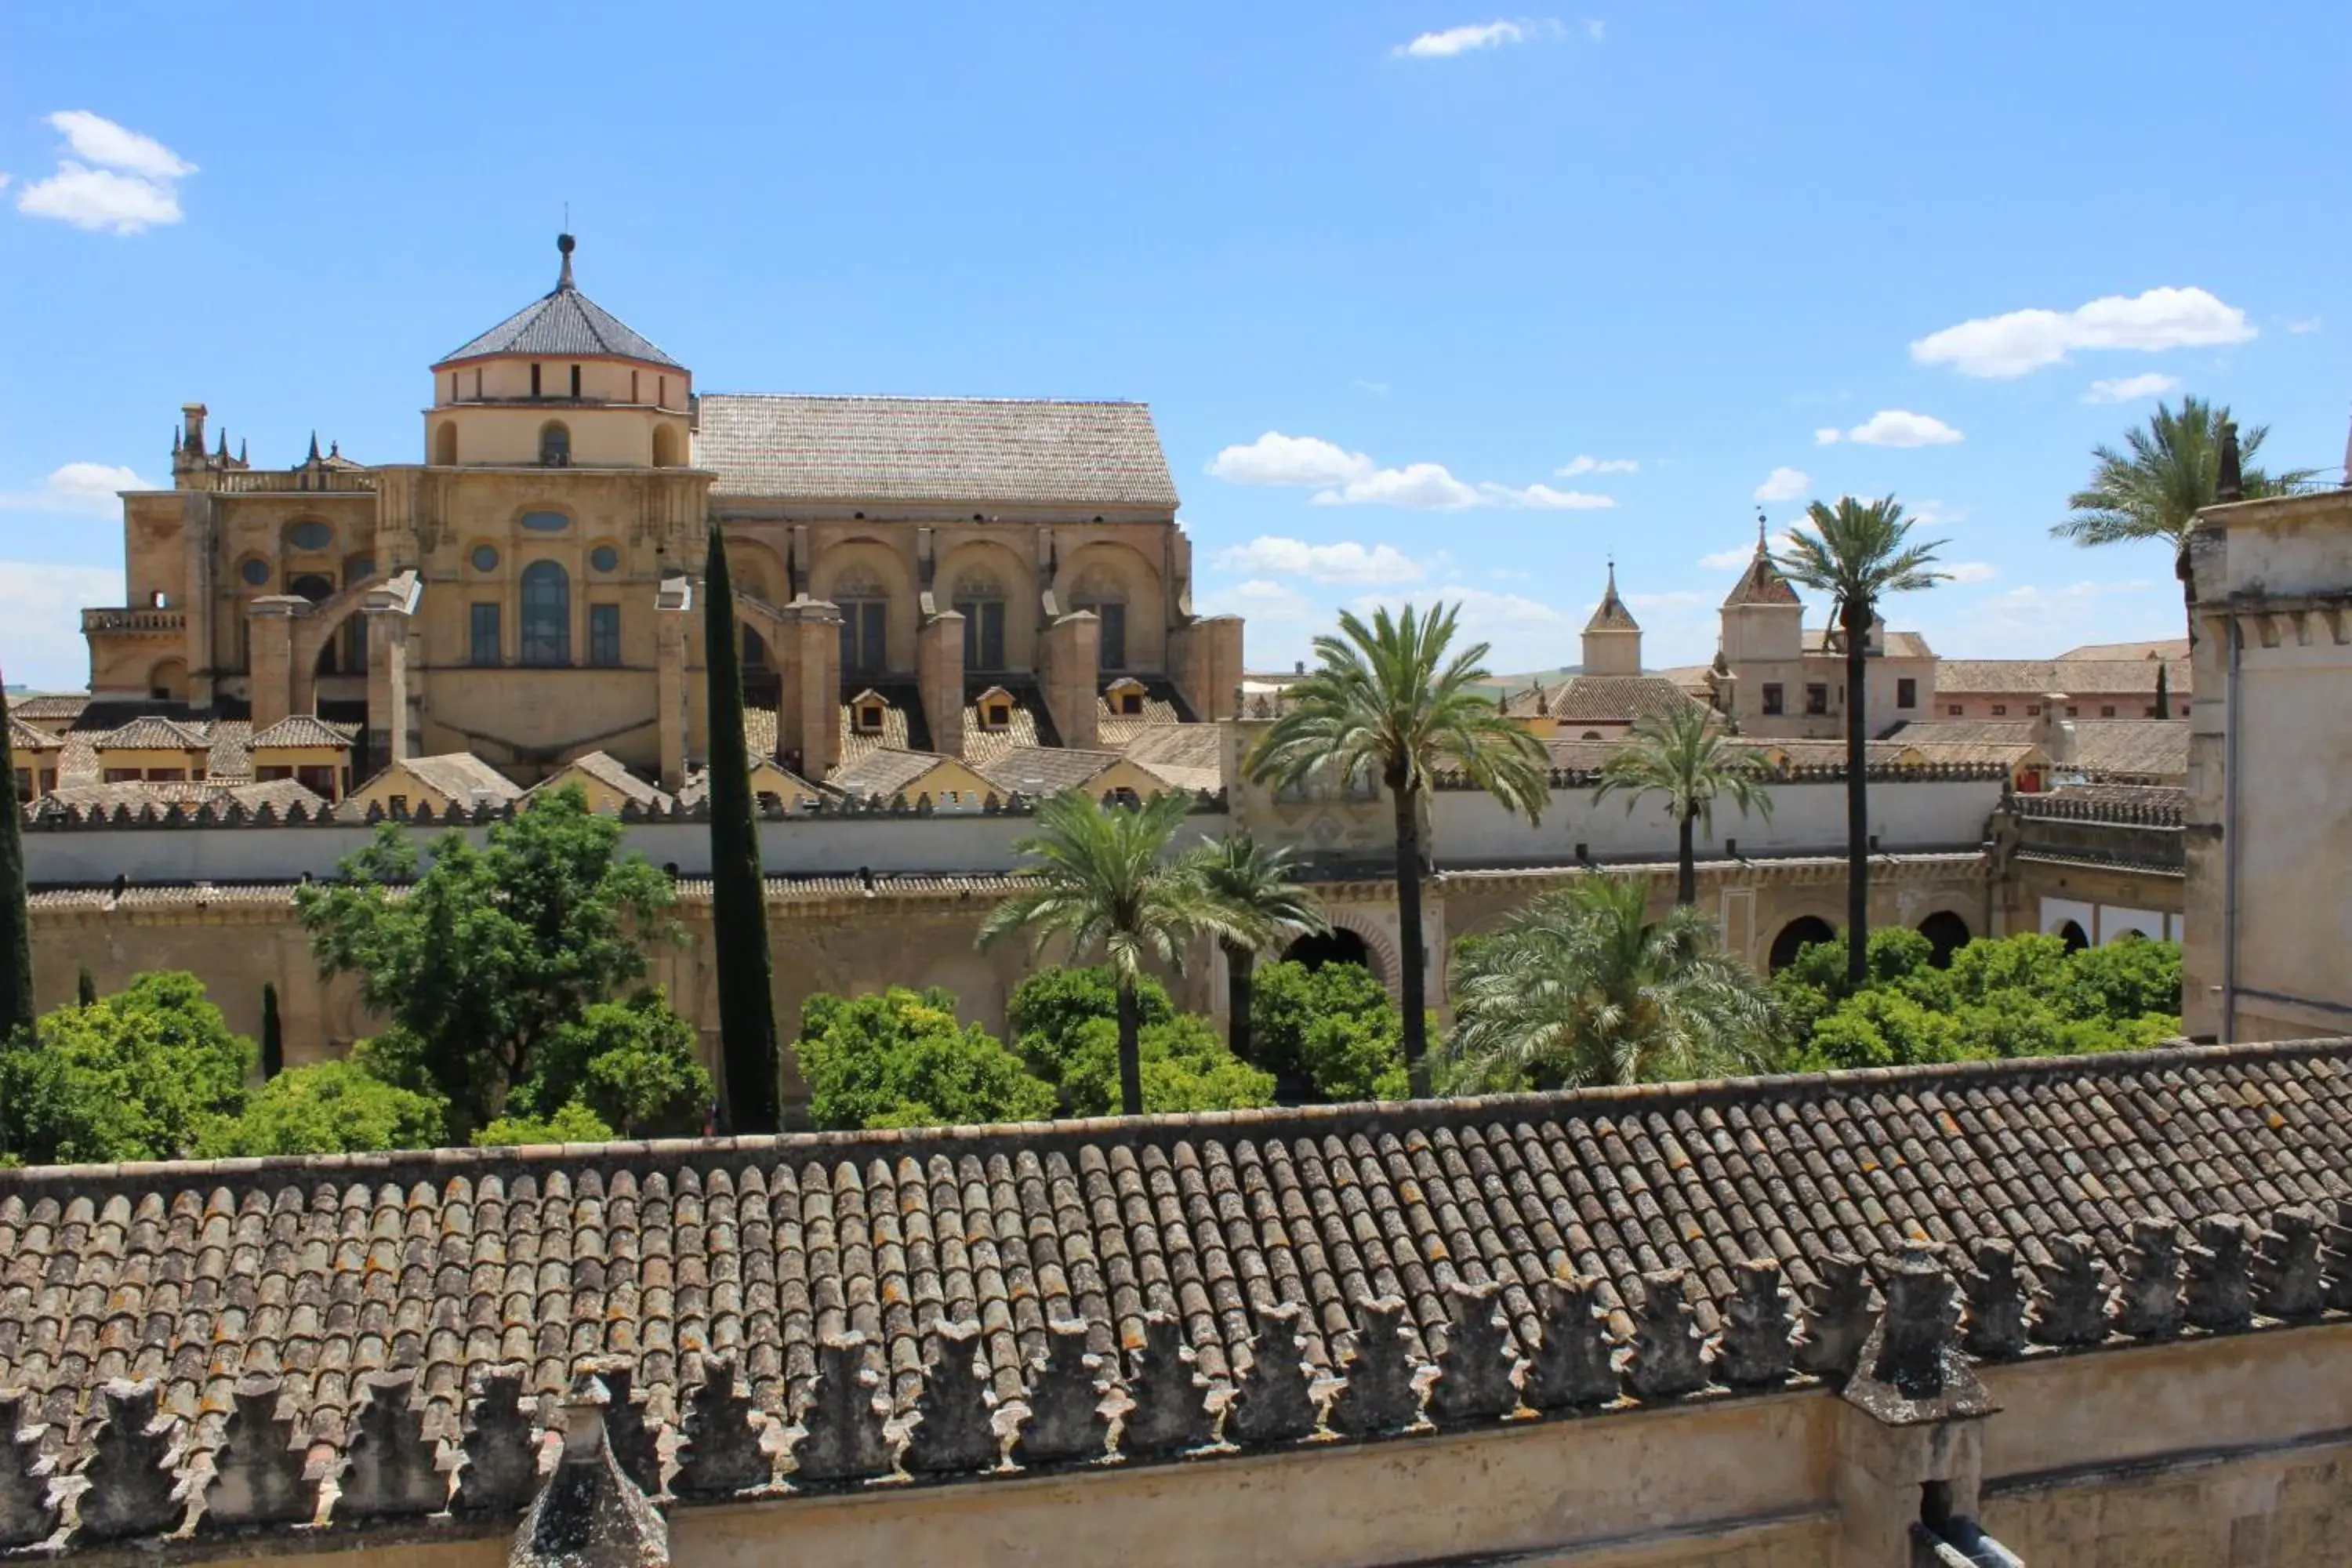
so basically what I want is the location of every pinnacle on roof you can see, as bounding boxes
[1721,514,1802,609]
[437,234,682,369]
[1584,559,1640,633]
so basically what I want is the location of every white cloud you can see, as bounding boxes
[1753,466,1809,503]
[1584,17,1605,39]
[1981,578,2156,613]
[2082,372,2182,404]
[16,111,197,234]
[1624,590,1711,611]
[1479,481,1614,510]
[1207,430,1373,488]
[1352,586,1569,624]
[1200,578,1316,626]
[1910,286,2255,378]
[2288,318,2322,335]
[1555,454,1638,477]
[1213,536,1424,584]
[0,561,119,690]
[1697,546,1751,571]
[1814,427,1842,445]
[1314,462,1481,510]
[1350,586,1575,673]
[1352,379,1392,396]
[1903,499,1964,528]
[0,462,155,515]
[1942,561,1998,585]
[1845,409,1964,448]
[1393,18,1552,56]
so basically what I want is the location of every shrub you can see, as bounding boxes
[797,987,1056,1131]
[1056,1012,1276,1116]
[0,971,254,1165]
[198,1060,447,1157]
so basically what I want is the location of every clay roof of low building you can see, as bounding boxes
[975,745,1122,796]
[1883,719,2040,749]
[1936,658,2190,697]
[695,394,1178,508]
[8,715,62,753]
[7,693,89,724]
[384,753,524,804]
[0,1038,2343,1544]
[1801,627,1935,659]
[536,750,671,810]
[34,778,328,816]
[826,746,960,800]
[248,715,356,751]
[92,716,212,752]
[2066,720,2190,780]
[1523,675,1706,725]
[2056,638,2188,662]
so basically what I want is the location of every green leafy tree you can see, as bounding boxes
[0,972,254,1164]
[260,982,284,1079]
[1007,966,1174,1090]
[294,786,675,1137]
[701,522,780,1134]
[0,679,32,1043]
[1594,704,1774,906]
[978,789,1240,1116]
[1784,989,1973,1073]
[505,988,713,1138]
[2053,396,2316,639]
[1775,497,1947,985]
[197,1059,447,1157]
[1449,877,1777,1088]
[1054,1011,1275,1116]
[1247,604,1549,1096]
[473,1102,619,1148]
[1247,960,1410,1102]
[2062,935,2181,1020]
[795,987,1056,1131]
[1185,832,1327,1065]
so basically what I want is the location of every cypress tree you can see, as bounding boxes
[702,524,779,1133]
[2153,661,2171,720]
[260,982,284,1080]
[0,680,34,1042]
[76,967,97,1007]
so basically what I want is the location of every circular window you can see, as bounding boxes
[470,545,500,572]
[521,510,569,532]
[590,545,619,572]
[240,559,270,586]
[288,521,332,551]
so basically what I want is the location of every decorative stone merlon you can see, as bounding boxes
[2029,1233,2108,1348]
[1960,1239,2028,1362]
[74,1378,183,1543]
[454,1367,543,1517]
[579,1362,661,1497]
[1623,1269,1708,1401]
[1522,1273,1619,1412]
[1327,1296,1425,1439]
[2323,1199,2352,1314]
[673,1356,769,1499]
[1840,1244,1994,1428]
[790,1331,894,1484]
[1121,1313,1216,1458]
[1716,1258,1795,1388]
[0,1392,58,1549]
[508,1376,669,1568]
[336,1370,445,1523]
[2185,1214,2256,1330]
[2259,1206,2326,1321]
[1227,1301,1319,1446]
[903,1321,1000,1476]
[1794,1253,1875,1380]
[2114,1217,2184,1340]
[201,1377,317,1530]
[1427,1279,1522,1424]
[1013,1319,1111,1468]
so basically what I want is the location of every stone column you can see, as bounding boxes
[182,492,218,709]
[655,574,692,794]
[245,596,307,732]
[781,597,841,782]
[1171,614,1246,722]
[361,571,421,778]
[918,609,966,760]
[1037,610,1100,751]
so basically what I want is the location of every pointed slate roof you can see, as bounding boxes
[1722,522,1802,610]
[437,235,681,369]
[1584,564,1639,633]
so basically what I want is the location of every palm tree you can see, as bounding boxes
[1246,603,1549,1097]
[979,788,1240,1116]
[1186,831,1327,1066]
[1594,704,1774,906]
[1448,877,1778,1088]
[1775,496,1946,985]
[2053,396,2316,642]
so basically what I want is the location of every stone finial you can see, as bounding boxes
[2216,419,2243,503]
[1522,1274,1620,1411]
[903,1321,1000,1476]
[2185,1214,2256,1331]
[2028,1233,2108,1348]
[579,1362,660,1497]
[790,1332,893,1485]
[2114,1217,2184,1340]
[336,1370,446,1523]
[1011,1320,1111,1468]
[509,1375,669,1568]
[1961,1239,2029,1361]
[1327,1297,1425,1439]
[2259,1207,2326,1321]
[1226,1301,1319,1447]
[1717,1258,1795,1388]
[1428,1279,1523,1424]
[453,1367,541,1516]
[74,1378,183,1542]
[2322,1199,2352,1313]
[673,1356,768,1500]
[1120,1314,1215,1459]
[200,1377,317,1531]
[0,1392,58,1549]
[1793,1253,1875,1379]
[1623,1269,1708,1402]
[1841,1245,1993,1427]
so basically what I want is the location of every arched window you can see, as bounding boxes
[1070,568,1128,670]
[433,422,458,466]
[1768,916,1837,973]
[835,569,888,674]
[539,423,571,467]
[953,572,1006,670]
[520,561,571,666]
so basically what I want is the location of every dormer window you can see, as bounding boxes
[851,691,888,735]
[987,704,1010,728]
[1106,677,1149,717]
[539,423,570,466]
[974,687,1015,732]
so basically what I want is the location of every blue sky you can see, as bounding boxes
[3,2,2347,690]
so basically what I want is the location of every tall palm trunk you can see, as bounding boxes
[1115,977,1143,1116]
[1675,807,1697,906]
[1841,601,1871,985]
[1222,939,1256,1063]
[1391,772,1430,1098]
[0,678,31,1043]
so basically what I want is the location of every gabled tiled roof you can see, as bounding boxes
[1936,658,2190,699]
[439,244,681,368]
[695,395,1179,508]
[248,715,355,751]
[0,1040,2345,1542]
[1801,628,1934,659]
[2057,638,2188,662]
[827,747,959,800]
[1884,720,2039,749]
[1540,675,1704,725]
[6,694,89,724]
[1721,546,1802,608]
[1584,572,1639,633]
[536,750,671,810]
[7,715,61,753]
[975,746,1122,796]
[2067,720,2190,781]
[91,717,211,752]
[379,753,524,804]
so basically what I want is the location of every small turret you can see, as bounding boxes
[1581,559,1643,676]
